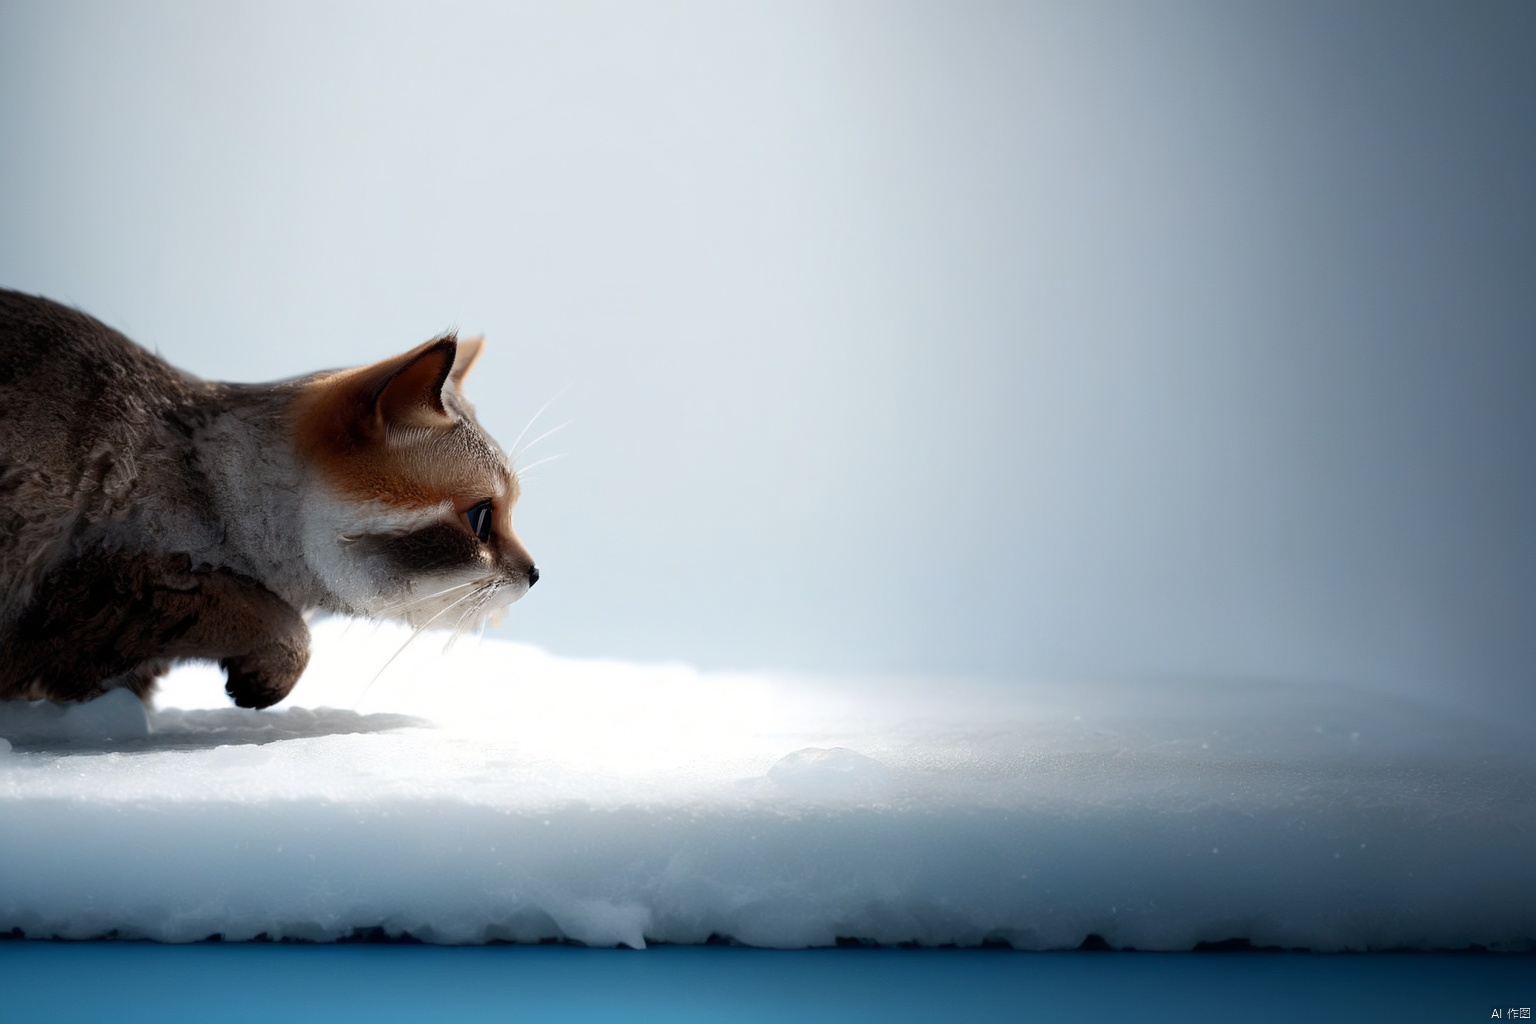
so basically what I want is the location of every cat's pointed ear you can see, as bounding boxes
[450,336,483,387]
[364,336,458,432]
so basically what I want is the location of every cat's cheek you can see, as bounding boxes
[373,522,481,579]
[297,494,457,615]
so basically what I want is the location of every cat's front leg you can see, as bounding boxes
[147,561,311,709]
[1,550,310,708]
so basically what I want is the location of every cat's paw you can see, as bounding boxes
[220,639,309,710]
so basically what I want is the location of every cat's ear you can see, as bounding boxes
[363,336,458,432]
[293,335,462,453]
[449,336,483,388]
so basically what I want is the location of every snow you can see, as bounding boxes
[1,619,1532,951]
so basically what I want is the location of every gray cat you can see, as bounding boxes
[0,290,537,708]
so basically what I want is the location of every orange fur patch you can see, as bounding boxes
[289,339,506,510]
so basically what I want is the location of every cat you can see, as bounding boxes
[0,289,538,709]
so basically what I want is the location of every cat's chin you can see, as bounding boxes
[382,574,530,632]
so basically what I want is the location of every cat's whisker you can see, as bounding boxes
[455,590,497,650]
[513,421,571,465]
[443,585,495,651]
[514,452,566,478]
[368,578,480,618]
[374,577,476,617]
[507,385,570,464]
[356,586,486,704]
[366,593,453,623]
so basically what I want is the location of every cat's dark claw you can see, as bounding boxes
[201,572,311,710]
[221,648,306,709]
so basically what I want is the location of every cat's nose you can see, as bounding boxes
[526,565,540,587]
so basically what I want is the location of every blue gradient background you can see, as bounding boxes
[3,943,1534,1023]
[1,0,1531,717]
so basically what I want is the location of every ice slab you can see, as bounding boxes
[1,619,1532,950]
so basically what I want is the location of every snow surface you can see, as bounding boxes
[1,619,1532,951]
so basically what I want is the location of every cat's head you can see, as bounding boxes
[290,334,538,631]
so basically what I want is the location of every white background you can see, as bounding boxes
[1,1,1531,717]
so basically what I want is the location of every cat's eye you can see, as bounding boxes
[465,499,494,543]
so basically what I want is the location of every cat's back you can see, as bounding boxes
[0,290,198,619]
[0,289,191,410]
[0,287,200,446]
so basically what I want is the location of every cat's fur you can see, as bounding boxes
[0,289,537,708]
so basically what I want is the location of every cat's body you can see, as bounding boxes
[0,289,537,708]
